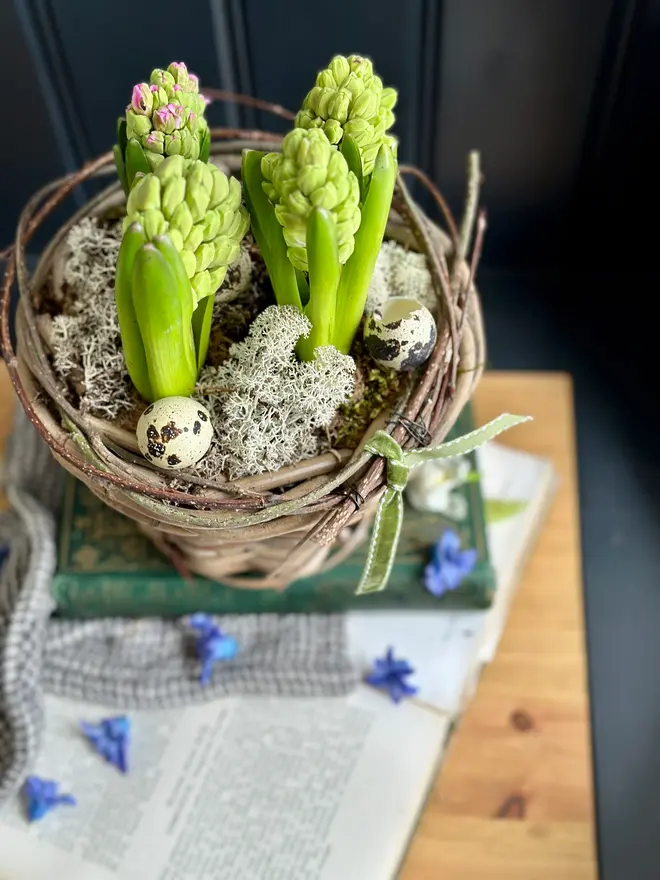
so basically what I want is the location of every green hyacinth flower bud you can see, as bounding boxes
[115,62,211,194]
[143,131,165,154]
[166,131,183,156]
[150,68,175,89]
[123,155,250,306]
[126,110,152,139]
[261,127,360,272]
[330,55,351,84]
[294,54,398,177]
[167,61,190,87]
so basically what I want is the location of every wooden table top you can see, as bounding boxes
[401,371,597,879]
[0,367,596,877]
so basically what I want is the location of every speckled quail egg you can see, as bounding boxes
[364,297,437,371]
[137,397,213,470]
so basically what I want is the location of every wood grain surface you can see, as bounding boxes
[0,366,596,876]
[401,371,597,879]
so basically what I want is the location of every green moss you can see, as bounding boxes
[329,330,407,449]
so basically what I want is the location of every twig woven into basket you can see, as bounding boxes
[0,100,486,591]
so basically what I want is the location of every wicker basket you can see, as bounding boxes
[0,127,486,590]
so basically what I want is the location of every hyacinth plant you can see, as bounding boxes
[115,153,249,402]
[114,62,210,196]
[242,54,398,360]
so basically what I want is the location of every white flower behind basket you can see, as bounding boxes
[405,455,473,521]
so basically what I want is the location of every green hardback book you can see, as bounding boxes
[52,406,495,617]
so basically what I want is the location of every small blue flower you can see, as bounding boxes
[364,647,418,703]
[423,528,478,597]
[23,776,76,822]
[187,613,238,685]
[80,715,131,774]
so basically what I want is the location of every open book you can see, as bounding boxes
[0,443,555,880]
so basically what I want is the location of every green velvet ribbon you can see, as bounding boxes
[356,413,532,595]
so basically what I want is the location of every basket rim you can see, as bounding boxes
[0,127,484,548]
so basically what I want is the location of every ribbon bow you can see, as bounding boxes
[356,413,531,594]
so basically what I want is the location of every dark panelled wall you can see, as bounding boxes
[2,0,633,267]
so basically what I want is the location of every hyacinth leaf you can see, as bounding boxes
[115,118,129,192]
[297,208,339,361]
[241,149,301,310]
[152,234,195,316]
[117,117,128,155]
[333,144,397,354]
[192,295,215,370]
[125,139,150,191]
[113,144,129,196]
[341,134,365,203]
[151,233,199,380]
[199,126,211,163]
[114,223,152,401]
[132,244,197,400]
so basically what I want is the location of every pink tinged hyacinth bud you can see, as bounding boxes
[131,83,153,115]
[173,84,182,93]
[144,131,165,154]
[189,73,199,86]
[153,103,185,134]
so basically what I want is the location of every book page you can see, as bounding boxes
[476,442,556,664]
[0,690,448,880]
[0,441,554,880]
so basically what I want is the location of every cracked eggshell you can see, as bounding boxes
[137,397,213,470]
[364,296,437,371]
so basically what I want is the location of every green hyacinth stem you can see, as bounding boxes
[132,244,197,401]
[333,145,397,355]
[297,208,340,362]
[192,295,214,370]
[115,223,152,401]
[241,149,301,310]
[340,134,365,203]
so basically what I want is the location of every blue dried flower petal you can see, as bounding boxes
[23,776,76,822]
[187,613,238,685]
[364,647,418,704]
[80,715,131,774]
[424,528,478,597]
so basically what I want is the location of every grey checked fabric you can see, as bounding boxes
[0,406,357,803]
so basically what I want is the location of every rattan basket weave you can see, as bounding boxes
[0,126,486,590]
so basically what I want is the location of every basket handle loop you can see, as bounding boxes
[356,414,532,595]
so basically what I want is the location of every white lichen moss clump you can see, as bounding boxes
[49,218,255,420]
[50,218,134,419]
[195,306,355,479]
[366,239,437,316]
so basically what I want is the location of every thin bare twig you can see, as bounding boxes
[451,150,481,294]
[452,209,487,389]
[202,88,295,121]
[398,164,460,249]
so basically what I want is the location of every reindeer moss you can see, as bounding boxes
[328,330,407,450]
